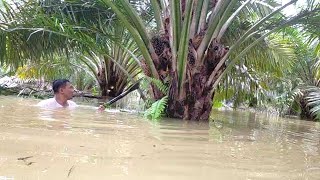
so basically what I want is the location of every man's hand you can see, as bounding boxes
[98,105,106,112]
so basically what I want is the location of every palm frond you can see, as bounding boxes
[1,0,144,97]
[144,76,169,95]
[303,86,320,120]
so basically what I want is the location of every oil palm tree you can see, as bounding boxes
[0,0,142,99]
[96,0,320,120]
[288,55,320,120]
[285,28,320,120]
[213,32,297,109]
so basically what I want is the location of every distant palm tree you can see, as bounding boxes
[288,32,320,120]
[260,26,320,120]
[0,0,142,99]
[213,32,297,109]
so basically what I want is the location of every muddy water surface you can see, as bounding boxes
[0,96,320,179]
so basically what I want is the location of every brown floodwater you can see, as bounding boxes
[0,96,320,180]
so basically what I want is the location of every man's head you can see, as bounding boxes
[52,79,75,100]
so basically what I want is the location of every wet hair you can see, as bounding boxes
[52,79,70,94]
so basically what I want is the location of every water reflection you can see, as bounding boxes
[210,110,320,154]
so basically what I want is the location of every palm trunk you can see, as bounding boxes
[97,66,127,99]
[299,95,313,120]
[97,67,108,97]
[147,34,228,120]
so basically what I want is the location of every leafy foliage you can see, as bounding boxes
[305,86,320,120]
[0,0,142,95]
[213,32,297,108]
[270,25,320,120]
[139,76,169,120]
[143,76,168,95]
[144,96,168,121]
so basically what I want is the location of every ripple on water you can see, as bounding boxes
[1,97,320,179]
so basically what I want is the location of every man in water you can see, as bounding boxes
[37,79,77,108]
[37,79,105,110]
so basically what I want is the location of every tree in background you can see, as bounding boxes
[0,0,142,99]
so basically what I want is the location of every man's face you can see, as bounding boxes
[60,82,75,100]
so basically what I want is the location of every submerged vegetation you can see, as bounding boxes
[0,0,319,121]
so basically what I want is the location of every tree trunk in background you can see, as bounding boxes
[299,96,313,120]
[97,67,108,97]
